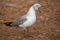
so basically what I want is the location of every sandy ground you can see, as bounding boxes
[0,0,60,40]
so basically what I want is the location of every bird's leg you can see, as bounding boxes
[23,27,27,33]
[23,27,30,37]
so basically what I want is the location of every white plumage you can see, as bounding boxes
[3,3,42,33]
[10,3,41,27]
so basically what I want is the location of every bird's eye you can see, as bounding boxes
[36,5,39,7]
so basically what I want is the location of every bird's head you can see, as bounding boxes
[32,3,41,10]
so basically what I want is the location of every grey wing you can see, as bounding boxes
[10,15,27,26]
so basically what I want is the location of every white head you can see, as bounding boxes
[32,3,41,10]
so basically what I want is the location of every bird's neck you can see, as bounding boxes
[27,6,36,16]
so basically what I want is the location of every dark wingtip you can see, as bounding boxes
[4,22,13,26]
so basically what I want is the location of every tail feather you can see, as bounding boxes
[4,22,13,26]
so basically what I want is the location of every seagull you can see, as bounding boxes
[4,3,41,30]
